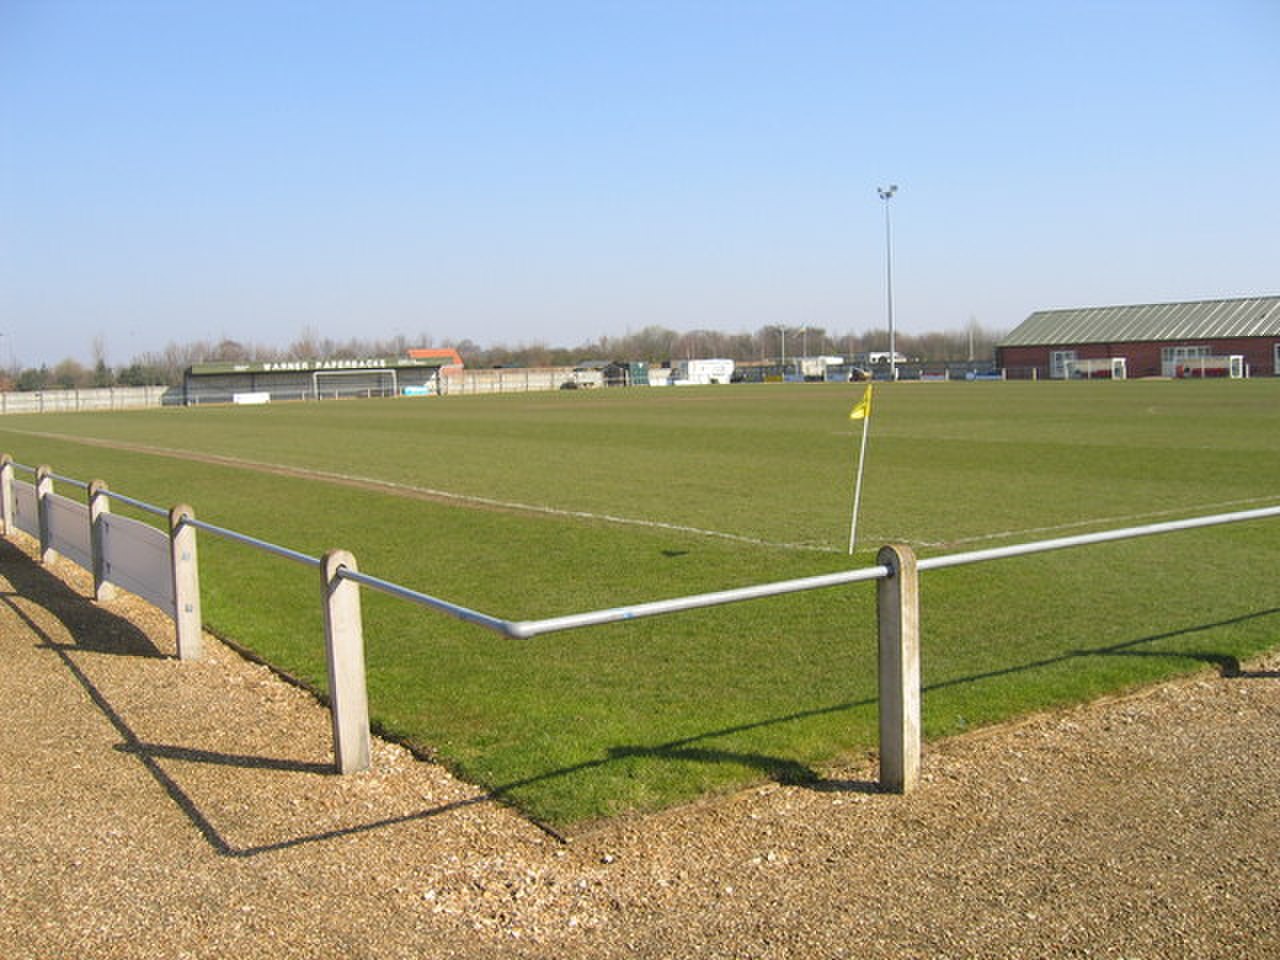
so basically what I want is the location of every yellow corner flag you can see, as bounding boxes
[849,384,873,421]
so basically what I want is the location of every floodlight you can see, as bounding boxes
[877,184,899,379]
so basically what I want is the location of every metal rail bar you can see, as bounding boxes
[335,567,512,635]
[338,564,898,640]
[504,504,1280,639]
[48,472,90,491]
[505,565,895,639]
[917,504,1280,573]
[100,490,170,518]
[181,517,321,568]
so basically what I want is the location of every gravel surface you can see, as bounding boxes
[2,533,1278,959]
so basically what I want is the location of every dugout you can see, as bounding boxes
[183,356,451,405]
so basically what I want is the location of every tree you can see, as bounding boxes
[289,326,322,360]
[211,339,250,362]
[16,366,50,391]
[90,335,113,386]
[116,362,168,386]
[53,358,89,389]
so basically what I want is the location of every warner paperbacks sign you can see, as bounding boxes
[188,357,448,376]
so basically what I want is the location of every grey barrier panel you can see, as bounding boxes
[321,550,371,774]
[99,512,175,613]
[88,481,115,602]
[168,506,202,662]
[877,544,921,794]
[12,481,38,539]
[46,492,93,572]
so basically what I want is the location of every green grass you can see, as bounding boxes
[2,380,1278,826]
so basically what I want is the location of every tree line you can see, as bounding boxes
[1,322,1005,392]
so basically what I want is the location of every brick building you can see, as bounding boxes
[997,296,1280,379]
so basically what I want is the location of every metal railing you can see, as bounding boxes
[3,454,1277,793]
[337,504,1280,639]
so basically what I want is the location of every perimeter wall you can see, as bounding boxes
[0,386,178,415]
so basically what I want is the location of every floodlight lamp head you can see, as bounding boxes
[878,184,897,200]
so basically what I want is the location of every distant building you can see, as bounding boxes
[997,296,1280,379]
[183,355,454,404]
[565,361,648,388]
[406,348,465,373]
[671,358,735,385]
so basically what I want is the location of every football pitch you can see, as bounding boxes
[2,380,1278,826]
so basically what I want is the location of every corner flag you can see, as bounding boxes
[847,384,874,554]
[848,384,873,421]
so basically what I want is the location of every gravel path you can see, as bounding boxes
[2,534,1278,959]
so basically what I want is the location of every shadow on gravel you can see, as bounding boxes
[0,538,162,658]
[113,741,332,775]
[0,539,371,856]
[492,607,1280,824]
[4,535,1275,855]
[155,603,1280,852]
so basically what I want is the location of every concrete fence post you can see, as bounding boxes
[168,504,202,661]
[0,454,13,535]
[321,549,371,774]
[88,480,115,602]
[35,465,56,564]
[877,543,921,793]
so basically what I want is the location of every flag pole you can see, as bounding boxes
[847,384,873,555]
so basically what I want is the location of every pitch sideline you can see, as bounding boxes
[7,426,1277,557]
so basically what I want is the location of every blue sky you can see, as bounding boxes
[2,0,1277,368]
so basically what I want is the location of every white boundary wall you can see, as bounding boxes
[440,367,578,395]
[0,385,172,415]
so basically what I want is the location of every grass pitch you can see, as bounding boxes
[3,380,1278,825]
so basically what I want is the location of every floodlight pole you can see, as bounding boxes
[878,185,898,381]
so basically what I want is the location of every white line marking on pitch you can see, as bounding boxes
[12,427,1275,556]
[295,464,841,553]
[4,428,839,553]
[898,495,1280,549]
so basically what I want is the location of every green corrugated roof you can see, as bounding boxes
[999,296,1280,347]
[188,357,447,376]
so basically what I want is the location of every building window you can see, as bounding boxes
[1161,345,1210,378]
[1049,350,1077,379]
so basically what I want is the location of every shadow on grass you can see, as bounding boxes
[574,607,1280,796]
[934,608,1280,689]
[1086,615,1280,680]
[3,535,1276,856]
